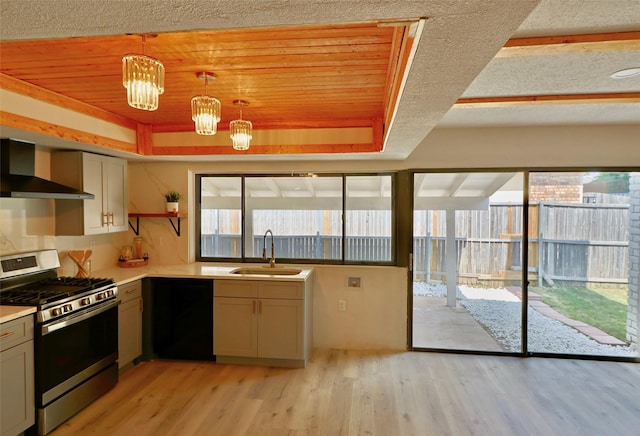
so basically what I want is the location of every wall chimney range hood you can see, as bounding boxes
[1,138,95,199]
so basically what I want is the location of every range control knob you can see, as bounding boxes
[63,304,73,313]
[80,297,91,306]
[51,307,63,317]
[106,289,114,298]
[96,292,105,301]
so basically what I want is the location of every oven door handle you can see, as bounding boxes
[42,299,120,336]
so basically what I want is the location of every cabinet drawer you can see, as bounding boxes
[258,281,303,299]
[119,280,142,303]
[215,280,258,298]
[0,315,34,351]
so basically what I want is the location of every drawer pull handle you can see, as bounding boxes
[126,289,135,294]
[0,331,15,339]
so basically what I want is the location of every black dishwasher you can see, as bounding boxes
[149,278,214,360]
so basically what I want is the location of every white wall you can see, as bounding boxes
[409,125,640,168]
[312,265,407,350]
[3,124,638,350]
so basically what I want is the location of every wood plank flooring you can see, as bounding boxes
[51,349,640,435]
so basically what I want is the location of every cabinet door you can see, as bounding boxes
[119,281,142,303]
[106,156,128,233]
[214,297,257,357]
[82,153,107,235]
[1,341,35,436]
[118,297,142,369]
[258,299,304,360]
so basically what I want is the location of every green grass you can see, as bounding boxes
[530,285,629,342]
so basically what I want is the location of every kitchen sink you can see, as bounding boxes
[230,266,302,275]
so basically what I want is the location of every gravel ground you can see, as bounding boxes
[413,282,637,357]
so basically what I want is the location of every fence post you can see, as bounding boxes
[426,211,432,284]
[538,203,544,287]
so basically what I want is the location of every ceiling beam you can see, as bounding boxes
[265,179,281,197]
[455,92,640,108]
[498,31,640,57]
[448,174,468,197]
[415,174,429,194]
[0,73,137,129]
[480,173,516,197]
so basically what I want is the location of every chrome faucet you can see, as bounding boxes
[262,229,276,267]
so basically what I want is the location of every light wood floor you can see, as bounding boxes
[51,349,640,436]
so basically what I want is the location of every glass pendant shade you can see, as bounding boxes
[230,119,253,151]
[191,95,221,135]
[122,54,165,111]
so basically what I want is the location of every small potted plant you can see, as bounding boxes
[164,191,181,213]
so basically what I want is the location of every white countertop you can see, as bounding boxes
[92,262,314,286]
[0,306,36,324]
[1,263,312,321]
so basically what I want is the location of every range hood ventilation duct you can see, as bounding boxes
[1,138,95,199]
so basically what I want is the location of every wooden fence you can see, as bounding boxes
[201,202,630,287]
[201,233,392,262]
[413,202,629,287]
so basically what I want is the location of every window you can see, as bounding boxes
[197,174,394,264]
[245,176,343,260]
[345,175,393,261]
[199,176,242,258]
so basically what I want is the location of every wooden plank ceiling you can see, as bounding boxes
[0,22,410,141]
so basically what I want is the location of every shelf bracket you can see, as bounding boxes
[127,213,182,237]
[168,216,181,236]
[128,217,140,236]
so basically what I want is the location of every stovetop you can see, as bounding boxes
[1,276,115,306]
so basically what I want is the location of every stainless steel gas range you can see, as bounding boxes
[0,250,119,435]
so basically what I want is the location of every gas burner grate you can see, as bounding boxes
[0,288,71,305]
[0,276,115,306]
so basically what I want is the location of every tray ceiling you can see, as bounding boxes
[0,0,638,161]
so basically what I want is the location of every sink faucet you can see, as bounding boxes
[262,229,276,267]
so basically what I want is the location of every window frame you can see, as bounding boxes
[196,172,396,265]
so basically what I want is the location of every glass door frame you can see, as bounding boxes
[407,167,639,363]
[407,169,527,356]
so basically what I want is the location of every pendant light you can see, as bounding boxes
[230,100,252,151]
[122,35,165,111]
[191,72,221,135]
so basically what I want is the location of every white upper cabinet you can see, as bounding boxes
[52,151,128,235]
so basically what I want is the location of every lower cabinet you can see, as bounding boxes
[118,280,143,369]
[214,279,312,366]
[0,314,35,436]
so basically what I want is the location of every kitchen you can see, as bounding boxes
[2,0,640,435]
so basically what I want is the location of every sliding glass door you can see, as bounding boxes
[411,169,639,360]
[527,171,638,358]
[412,172,524,352]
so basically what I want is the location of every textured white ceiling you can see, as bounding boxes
[461,52,640,97]
[1,0,637,160]
[514,0,640,37]
[438,104,640,128]
[439,0,640,129]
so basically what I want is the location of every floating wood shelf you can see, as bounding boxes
[128,212,185,236]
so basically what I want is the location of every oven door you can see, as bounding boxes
[36,299,119,406]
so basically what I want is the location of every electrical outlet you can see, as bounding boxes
[338,299,346,311]
[89,241,95,251]
[347,276,361,288]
